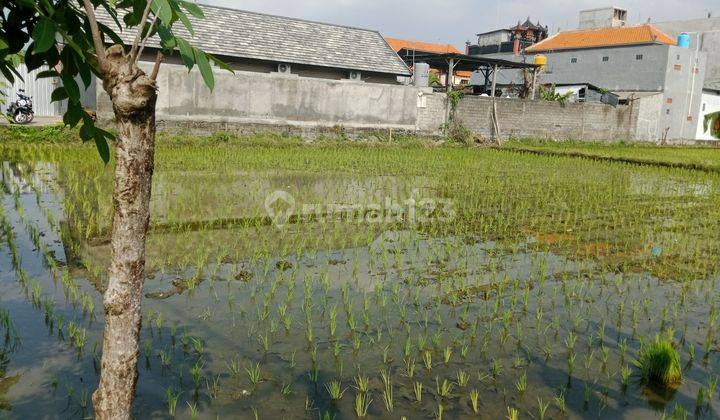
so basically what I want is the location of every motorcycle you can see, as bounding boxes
[6,89,34,124]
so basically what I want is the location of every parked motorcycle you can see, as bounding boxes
[6,89,34,124]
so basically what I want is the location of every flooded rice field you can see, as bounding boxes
[1,141,720,419]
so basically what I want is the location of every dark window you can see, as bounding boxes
[636,54,643,60]
[571,57,577,63]
[602,56,609,62]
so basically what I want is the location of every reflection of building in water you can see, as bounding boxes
[2,161,55,195]
[149,170,439,223]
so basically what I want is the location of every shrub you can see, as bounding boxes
[635,332,682,387]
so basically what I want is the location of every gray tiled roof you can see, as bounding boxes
[95,4,410,76]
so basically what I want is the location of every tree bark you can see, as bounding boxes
[92,45,158,420]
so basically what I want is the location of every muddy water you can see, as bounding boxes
[0,160,718,419]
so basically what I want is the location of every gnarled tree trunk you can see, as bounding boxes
[92,45,158,420]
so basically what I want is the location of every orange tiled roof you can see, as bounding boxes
[385,36,462,55]
[526,24,676,53]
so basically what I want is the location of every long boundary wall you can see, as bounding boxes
[94,65,651,142]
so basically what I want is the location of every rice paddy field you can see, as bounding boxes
[1,127,720,419]
[504,140,720,172]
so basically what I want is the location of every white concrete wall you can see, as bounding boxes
[97,62,420,130]
[634,94,664,141]
[696,91,720,140]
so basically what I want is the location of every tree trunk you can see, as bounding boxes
[92,45,158,420]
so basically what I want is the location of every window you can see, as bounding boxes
[602,56,609,62]
[571,57,577,63]
[636,54,643,60]
[703,103,707,111]
[666,109,671,115]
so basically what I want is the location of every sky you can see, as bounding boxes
[205,0,717,49]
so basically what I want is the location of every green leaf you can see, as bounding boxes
[79,120,95,141]
[210,55,233,74]
[180,0,204,18]
[156,23,177,50]
[60,74,80,101]
[94,135,110,164]
[176,9,194,36]
[194,48,214,91]
[77,62,92,88]
[37,69,60,79]
[63,101,83,127]
[31,18,57,53]
[50,87,68,102]
[152,0,173,25]
[94,127,115,164]
[176,37,195,70]
[705,112,720,139]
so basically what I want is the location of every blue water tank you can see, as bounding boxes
[677,33,691,48]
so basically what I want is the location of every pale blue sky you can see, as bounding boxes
[205,0,716,49]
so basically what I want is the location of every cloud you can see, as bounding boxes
[206,0,717,48]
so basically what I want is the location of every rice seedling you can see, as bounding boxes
[354,392,371,418]
[246,362,262,387]
[423,350,433,372]
[621,365,632,390]
[515,371,527,396]
[635,333,682,388]
[435,376,453,398]
[554,390,566,414]
[187,401,199,420]
[435,402,445,420]
[707,375,718,400]
[443,345,453,364]
[380,369,394,412]
[537,397,549,420]
[166,387,180,417]
[456,369,469,388]
[325,380,347,400]
[190,359,203,388]
[469,389,480,413]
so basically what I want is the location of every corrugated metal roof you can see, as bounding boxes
[526,24,676,53]
[385,37,462,55]
[95,4,411,76]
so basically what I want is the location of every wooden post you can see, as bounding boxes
[445,58,456,128]
[530,68,538,100]
[490,64,498,97]
[447,58,455,92]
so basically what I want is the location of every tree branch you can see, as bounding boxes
[129,0,153,62]
[150,51,164,80]
[135,17,158,64]
[82,0,107,67]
